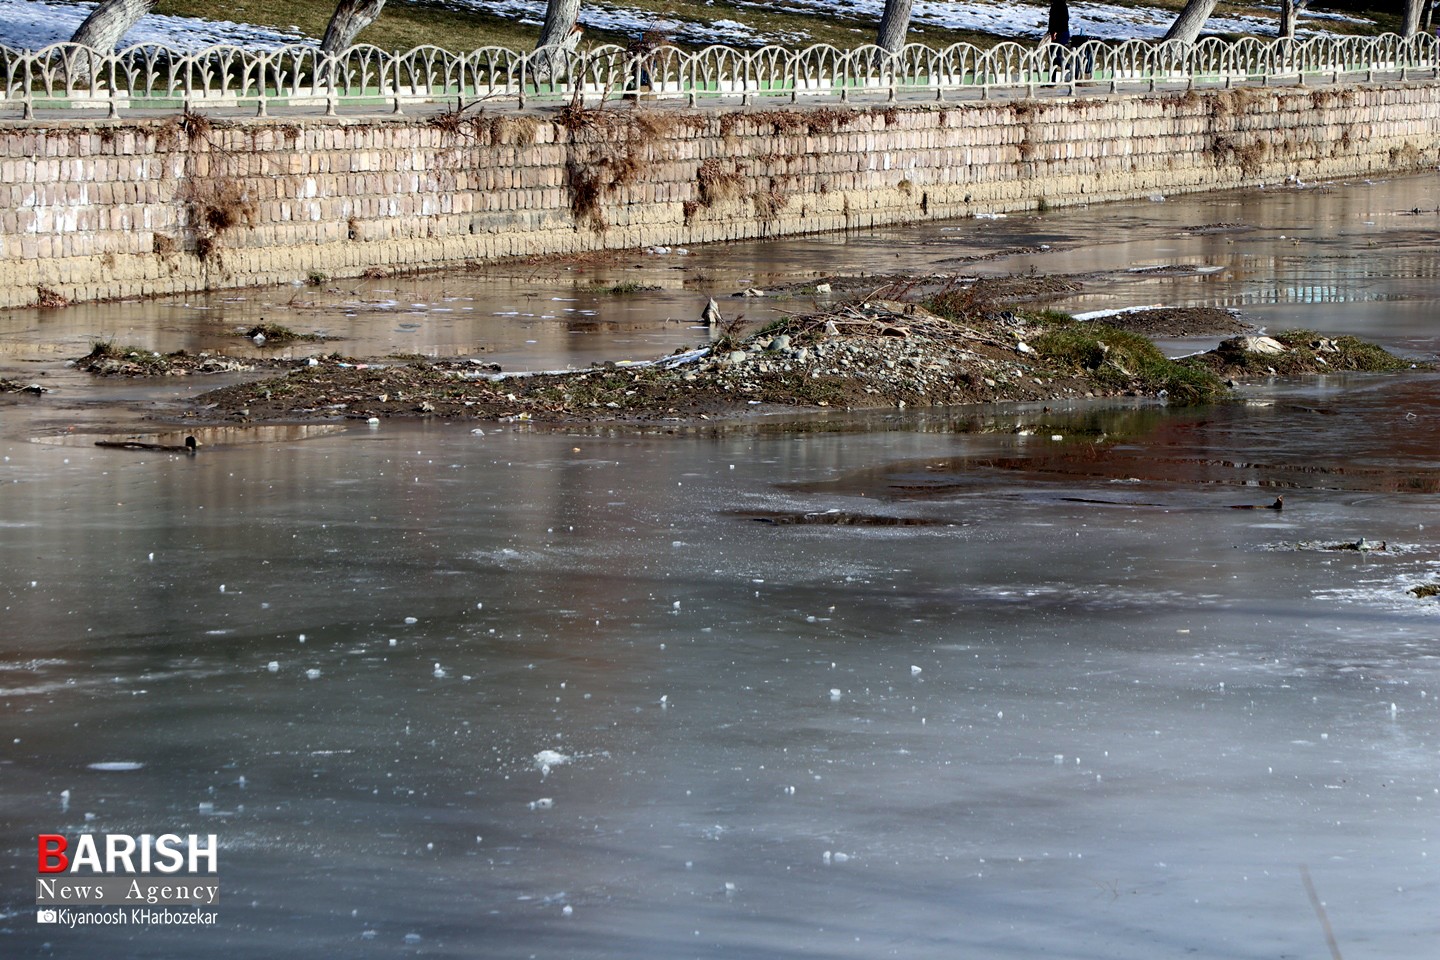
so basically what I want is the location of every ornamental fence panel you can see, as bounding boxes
[0,34,1435,118]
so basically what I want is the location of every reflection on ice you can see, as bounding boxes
[30,423,347,448]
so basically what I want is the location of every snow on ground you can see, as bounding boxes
[423,0,804,46]
[432,0,1365,45]
[0,0,1375,53]
[0,0,306,50]
[746,0,1345,41]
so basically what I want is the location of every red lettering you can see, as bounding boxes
[37,835,68,873]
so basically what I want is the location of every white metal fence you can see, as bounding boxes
[2,34,1437,118]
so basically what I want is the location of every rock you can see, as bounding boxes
[770,334,791,351]
[727,351,748,364]
[1016,340,1034,354]
[702,298,722,327]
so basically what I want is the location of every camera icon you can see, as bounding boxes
[37,909,58,923]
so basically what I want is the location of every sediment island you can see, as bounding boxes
[70,277,1428,425]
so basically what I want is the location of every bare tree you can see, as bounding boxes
[69,0,156,50]
[1278,0,1305,39]
[533,0,583,81]
[65,0,156,84]
[321,0,387,54]
[1403,0,1426,36]
[537,0,583,52]
[875,0,915,55]
[1161,0,1219,44]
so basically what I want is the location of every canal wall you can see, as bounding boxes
[3,82,1440,308]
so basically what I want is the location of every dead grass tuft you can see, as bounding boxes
[36,287,69,309]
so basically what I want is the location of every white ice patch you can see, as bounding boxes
[534,750,572,776]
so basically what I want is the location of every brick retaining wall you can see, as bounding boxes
[2,84,1438,307]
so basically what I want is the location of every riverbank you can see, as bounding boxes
[6,80,1439,308]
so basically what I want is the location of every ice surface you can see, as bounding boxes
[2,177,1437,960]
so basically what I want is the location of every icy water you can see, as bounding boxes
[3,175,1440,958]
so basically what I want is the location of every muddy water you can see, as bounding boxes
[1,174,1439,959]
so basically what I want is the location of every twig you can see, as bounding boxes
[1300,866,1344,960]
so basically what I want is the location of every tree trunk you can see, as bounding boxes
[1161,0,1219,44]
[69,0,156,50]
[1047,0,1070,45]
[1278,0,1297,39]
[321,0,387,54]
[1403,0,1425,36]
[534,0,583,82]
[536,0,583,51]
[875,0,915,55]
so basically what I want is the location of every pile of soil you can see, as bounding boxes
[76,344,295,377]
[1189,330,1418,378]
[63,281,1428,425]
[1083,307,1251,337]
[188,300,1199,423]
[774,273,1083,303]
[235,323,335,345]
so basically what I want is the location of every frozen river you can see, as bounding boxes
[2,174,1439,958]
